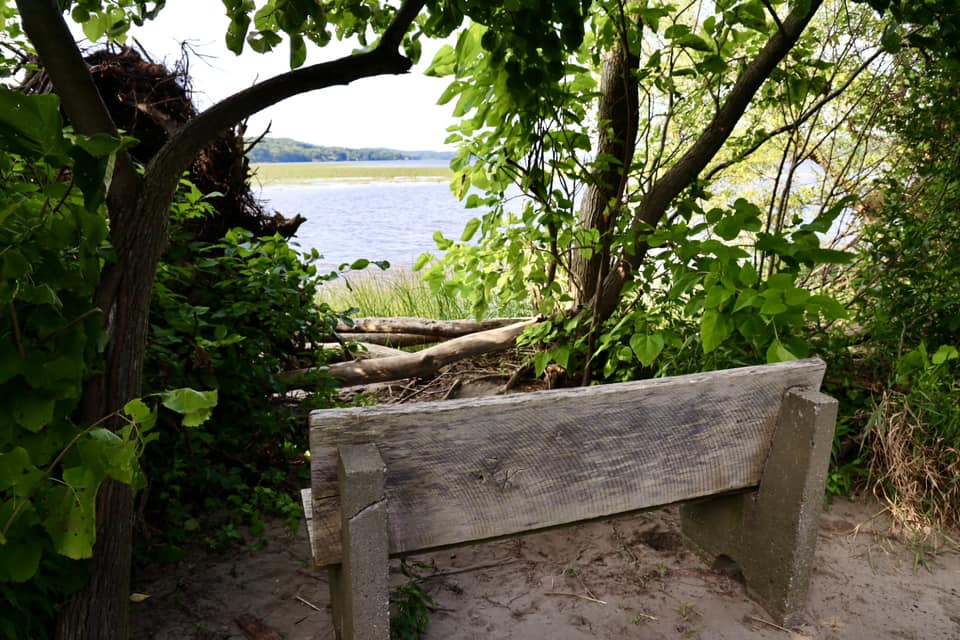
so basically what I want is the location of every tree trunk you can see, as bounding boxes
[571,41,639,306]
[16,0,429,637]
[588,0,826,324]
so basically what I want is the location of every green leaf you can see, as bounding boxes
[931,345,958,365]
[289,33,307,68]
[881,24,902,54]
[630,333,665,367]
[808,295,848,320]
[425,44,456,77]
[413,253,432,271]
[160,389,218,428]
[675,34,713,53]
[0,87,67,160]
[460,217,481,242]
[739,263,758,286]
[350,258,370,270]
[43,472,99,560]
[701,310,734,354]
[0,535,42,582]
[0,447,31,492]
[14,392,56,432]
[766,338,797,364]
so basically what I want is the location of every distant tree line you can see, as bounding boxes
[246,136,453,163]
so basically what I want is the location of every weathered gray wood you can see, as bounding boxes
[681,388,838,626]
[300,488,315,555]
[329,445,389,640]
[285,319,537,388]
[336,317,533,338]
[308,359,826,566]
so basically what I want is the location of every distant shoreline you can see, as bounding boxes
[251,161,453,186]
[246,136,454,164]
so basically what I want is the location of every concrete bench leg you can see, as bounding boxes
[681,388,838,626]
[328,444,390,640]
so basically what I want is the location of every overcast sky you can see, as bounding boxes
[88,0,458,150]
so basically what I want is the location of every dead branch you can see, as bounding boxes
[284,320,538,387]
[337,317,533,338]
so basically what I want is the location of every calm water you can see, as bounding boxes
[257,177,474,269]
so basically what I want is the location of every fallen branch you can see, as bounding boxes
[336,317,532,338]
[284,319,538,387]
[327,332,439,348]
[319,342,407,360]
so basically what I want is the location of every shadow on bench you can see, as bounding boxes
[301,359,837,639]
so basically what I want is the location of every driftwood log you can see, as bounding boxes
[336,317,529,338]
[284,319,537,387]
[320,342,407,361]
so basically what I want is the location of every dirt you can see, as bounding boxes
[131,494,960,640]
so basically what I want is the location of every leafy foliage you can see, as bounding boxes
[0,87,215,638]
[142,199,343,549]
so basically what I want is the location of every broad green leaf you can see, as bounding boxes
[739,263,758,287]
[350,258,370,270]
[701,310,734,354]
[460,217,481,242]
[14,392,56,432]
[630,333,665,367]
[426,44,456,77]
[160,389,218,428]
[413,252,432,271]
[766,338,797,364]
[931,345,959,365]
[0,536,42,582]
[43,478,99,560]
[289,33,306,68]
[675,33,713,53]
[0,447,31,492]
[808,295,848,320]
[0,87,67,160]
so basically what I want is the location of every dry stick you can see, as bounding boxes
[420,558,521,581]
[294,595,323,613]
[442,377,462,400]
[748,615,792,633]
[544,592,607,605]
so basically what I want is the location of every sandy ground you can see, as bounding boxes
[131,495,960,640]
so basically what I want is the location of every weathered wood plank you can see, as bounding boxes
[308,359,826,566]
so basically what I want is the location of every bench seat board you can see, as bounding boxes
[308,359,826,566]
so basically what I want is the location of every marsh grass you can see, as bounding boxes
[317,268,534,320]
[318,269,472,319]
[252,162,451,186]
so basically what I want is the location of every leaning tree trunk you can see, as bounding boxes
[18,0,428,637]
[571,39,639,307]
[588,0,826,323]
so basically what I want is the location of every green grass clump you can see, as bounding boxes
[317,268,534,320]
[318,269,473,319]
[252,162,452,186]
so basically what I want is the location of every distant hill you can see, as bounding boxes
[246,137,454,163]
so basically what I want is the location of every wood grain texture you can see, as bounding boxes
[308,359,826,566]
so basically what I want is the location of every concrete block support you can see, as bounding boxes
[329,444,390,640]
[681,389,838,626]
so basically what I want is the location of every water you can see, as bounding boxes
[256,176,473,270]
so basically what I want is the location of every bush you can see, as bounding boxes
[143,221,343,549]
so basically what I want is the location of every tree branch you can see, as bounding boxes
[143,0,427,222]
[593,0,824,318]
[16,0,142,212]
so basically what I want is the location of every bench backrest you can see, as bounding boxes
[307,358,826,566]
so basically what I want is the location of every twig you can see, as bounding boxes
[748,615,792,633]
[8,302,25,358]
[544,591,607,605]
[442,377,462,400]
[633,612,658,621]
[420,558,520,581]
[295,595,323,613]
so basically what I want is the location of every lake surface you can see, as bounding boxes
[256,173,474,270]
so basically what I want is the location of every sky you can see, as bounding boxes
[84,0,459,151]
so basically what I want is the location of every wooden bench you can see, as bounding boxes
[301,359,837,639]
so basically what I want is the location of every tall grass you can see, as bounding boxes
[317,268,533,320]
